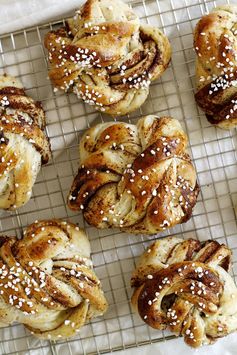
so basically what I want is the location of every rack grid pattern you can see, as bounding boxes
[0,0,237,354]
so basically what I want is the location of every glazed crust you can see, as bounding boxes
[131,237,237,348]
[194,5,237,129]
[44,0,171,116]
[68,115,199,234]
[0,74,51,210]
[0,219,108,340]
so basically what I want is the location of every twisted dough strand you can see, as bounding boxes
[0,74,51,210]
[0,220,108,340]
[44,0,171,116]
[131,237,237,348]
[194,5,237,129]
[68,116,199,234]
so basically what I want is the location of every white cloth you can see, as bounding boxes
[0,0,83,35]
[0,1,236,355]
[116,333,237,355]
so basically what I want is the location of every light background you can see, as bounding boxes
[0,0,237,354]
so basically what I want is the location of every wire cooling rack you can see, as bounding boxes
[0,0,237,354]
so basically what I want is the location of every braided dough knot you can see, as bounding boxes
[0,75,51,210]
[0,220,108,339]
[131,237,237,347]
[68,116,199,234]
[194,5,237,128]
[44,0,171,115]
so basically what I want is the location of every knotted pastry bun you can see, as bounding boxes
[194,5,237,129]
[131,237,237,348]
[44,0,171,116]
[0,74,51,210]
[0,219,108,340]
[68,115,199,235]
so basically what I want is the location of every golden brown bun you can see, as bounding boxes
[194,5,237,129]
[0,219,108,340]
[0,74,51,210]
[68,115,199,234]
[131,237,237,348]
[44,0,171,116]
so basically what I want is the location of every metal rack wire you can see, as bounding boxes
[0,0,236,353]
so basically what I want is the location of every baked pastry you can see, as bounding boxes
[131,237,237,348]
[44,0,171,116]
[0,74,51,210]
[68,115,199,234]
[194,5,237,129]
[0,219,108,339]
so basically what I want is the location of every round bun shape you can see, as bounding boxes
[68,115,199,235]
[131,237,237,348]
[0,74,51,210]
[0,219,108,340]
[194,5,237,129]
[44,0,171,116]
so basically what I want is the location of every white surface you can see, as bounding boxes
[0,0,236,355]
[0,0,83,34]
[116,333,237,355]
